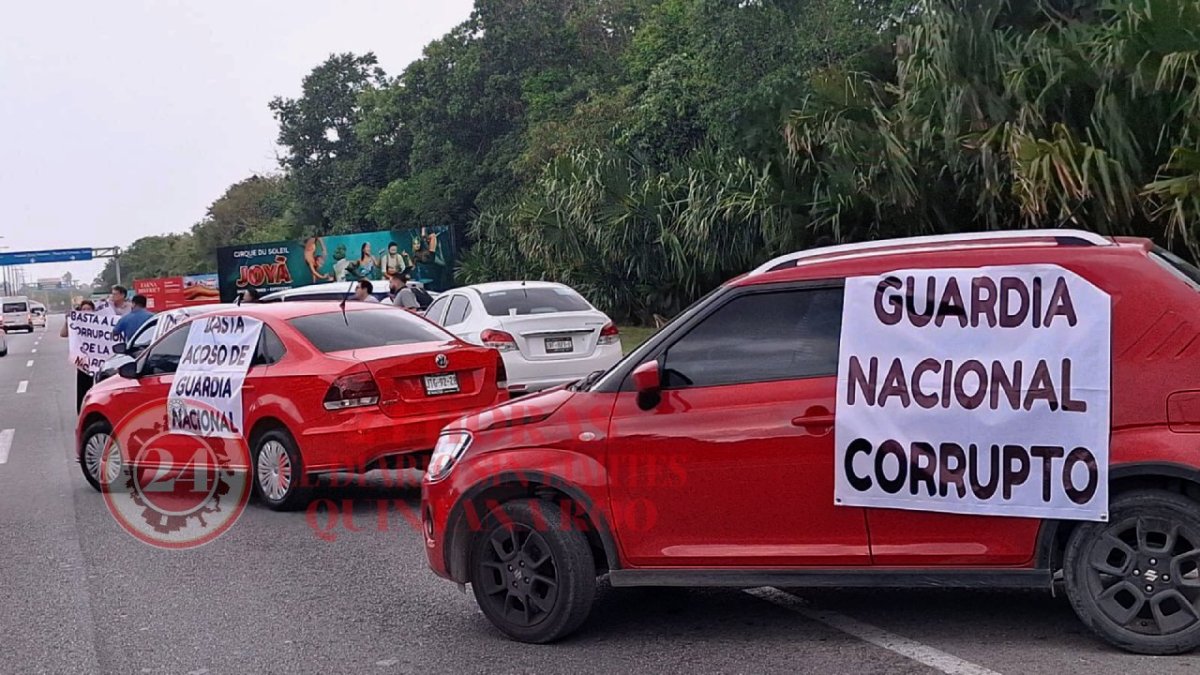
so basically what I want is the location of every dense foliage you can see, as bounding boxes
[100,0,1200,323]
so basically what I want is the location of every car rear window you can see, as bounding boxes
[288,309,448,353]
[1152,246,1200,291]
[3,303,27,313]
[480,287,591,316]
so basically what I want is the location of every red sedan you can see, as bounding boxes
[77,302,507,510]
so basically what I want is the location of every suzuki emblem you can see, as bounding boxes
[435,354,449,369]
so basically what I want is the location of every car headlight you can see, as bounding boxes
[428,431,472,481]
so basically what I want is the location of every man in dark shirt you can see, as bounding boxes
[114,294,153,342]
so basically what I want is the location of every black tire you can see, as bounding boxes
[469,499,596,643]
[79,420,122,493]
[1064,489,1200,654]
[250,428,310,511]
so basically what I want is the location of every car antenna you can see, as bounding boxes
[339,279,355,326]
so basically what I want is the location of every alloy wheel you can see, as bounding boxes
[1086,516,1200,636]
[476,523,559,628]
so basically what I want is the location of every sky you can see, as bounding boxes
[0,0,475,285]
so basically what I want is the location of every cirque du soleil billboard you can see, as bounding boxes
[215,228,454,301]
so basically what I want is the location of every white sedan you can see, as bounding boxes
[424,281,622,393]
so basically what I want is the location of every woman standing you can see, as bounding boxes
[61,300,97,411]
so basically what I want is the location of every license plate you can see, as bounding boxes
[423,373,460,396]
[545,337,574,354]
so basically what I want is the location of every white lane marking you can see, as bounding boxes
[0,429,12,464]
[16,380,28,394]
[26,360,33,367]
[31,348,37,353]
[745,587,1002,675]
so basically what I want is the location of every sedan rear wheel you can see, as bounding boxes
[1065,490,1200,654]
[252,428,309,511]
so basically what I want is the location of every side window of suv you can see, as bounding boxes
[661,287,843,389]
[141,325,190,376]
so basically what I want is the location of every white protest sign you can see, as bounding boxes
[834,265,1111,522]
[155,307,205,341]
[167,316,263,439]
[67,308,121,374]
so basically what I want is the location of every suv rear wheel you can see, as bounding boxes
[1064,489,1200,654]
[469,499,596,643]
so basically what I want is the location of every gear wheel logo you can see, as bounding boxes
[101,399,251,549]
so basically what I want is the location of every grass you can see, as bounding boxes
[618,325,659,354]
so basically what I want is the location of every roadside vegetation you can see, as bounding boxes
[99,0,1200,323]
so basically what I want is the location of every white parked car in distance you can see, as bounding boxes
[424,281,622,393]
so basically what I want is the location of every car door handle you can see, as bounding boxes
[792,414,834,427]
[792,406,835,432]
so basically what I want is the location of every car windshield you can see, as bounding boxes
[479,287,590,316]
[3,303,27,313]
[289,309,448,353]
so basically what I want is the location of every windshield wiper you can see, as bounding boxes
[572,369,605,392]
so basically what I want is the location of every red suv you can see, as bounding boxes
[423,230,1200,654]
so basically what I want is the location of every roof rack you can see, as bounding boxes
[750,229,1114,275]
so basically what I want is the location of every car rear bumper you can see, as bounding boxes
[502,344,622,393]
[295,404,500,475]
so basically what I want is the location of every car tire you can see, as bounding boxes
[80,419,123,493]
[1064,489,1200,654]
[251,427,309,511]
[469,499,596,643]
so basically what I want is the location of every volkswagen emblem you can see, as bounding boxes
[435,354,449,369]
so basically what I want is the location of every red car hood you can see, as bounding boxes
[449,387,576,433]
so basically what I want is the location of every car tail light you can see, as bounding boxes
[495,354,508,390]
[598,322,620,346]
[323,371,381,411]
[481,329,518,353]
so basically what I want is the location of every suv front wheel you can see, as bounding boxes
[1064,489,1200,654]
[469,499,596,643]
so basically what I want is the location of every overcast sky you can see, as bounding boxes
[0,0,474,285]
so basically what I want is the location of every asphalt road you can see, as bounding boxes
[3,319,1200,674]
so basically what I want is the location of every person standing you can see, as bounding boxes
[107,285,133,317]
[114,294,153,342]
[354,279,380,303]
[61,300,97,411]
[390,273,419,310]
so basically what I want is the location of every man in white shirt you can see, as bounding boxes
[354,279,380,303]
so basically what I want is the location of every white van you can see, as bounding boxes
[1,296,32,333]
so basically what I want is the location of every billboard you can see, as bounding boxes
[134,274,221,311]
[215,227,454,301]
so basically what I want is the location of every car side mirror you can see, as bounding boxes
[112,342,127,355]
[117,361,140,380]
[632,360,662,410]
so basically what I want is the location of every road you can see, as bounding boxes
[2,320,1199,674]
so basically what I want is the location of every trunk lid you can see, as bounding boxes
[329,341,500,418]
[497,311,610,361]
